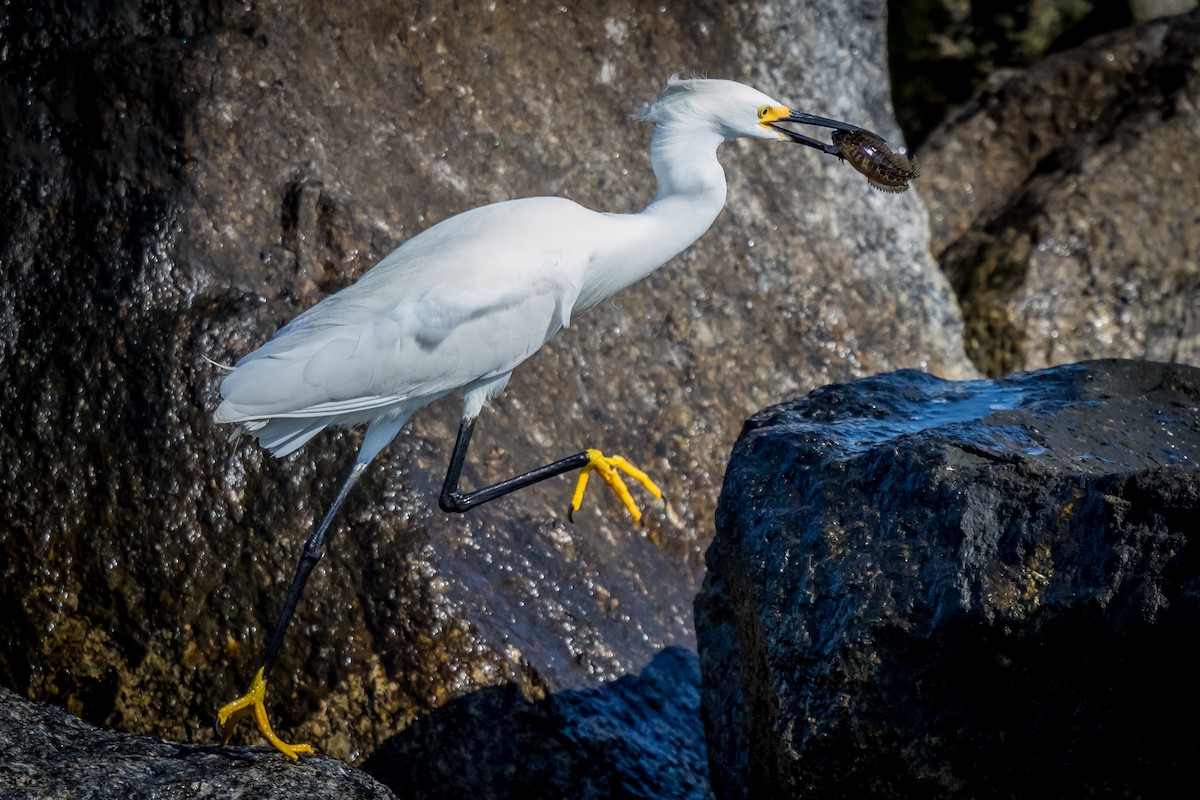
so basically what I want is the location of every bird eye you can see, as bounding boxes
[757,106,770,119]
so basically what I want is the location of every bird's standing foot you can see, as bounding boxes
[216,667,315,760]
[570,449,663,524]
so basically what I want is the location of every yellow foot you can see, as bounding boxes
[216,667,315,760]
[570,449,664,524]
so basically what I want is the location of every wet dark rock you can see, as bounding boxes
[697,359,1200,799]
[918,8,1200,376]
[0,685,396,799]
[365,646,711,800]
[1,650,707,799]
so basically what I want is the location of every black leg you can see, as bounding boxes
[439,416,591,513]
[216,459,371,756]
[258,460,368,681]
[219,412,661,756]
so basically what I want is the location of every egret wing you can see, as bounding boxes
[217,272,577,422]
[217,196,595,424]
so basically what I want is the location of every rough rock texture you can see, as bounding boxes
[697,359,1200,799]
[365,646,711,800]
[918,8,1200,376]
[0,686,396,799]
[1,650,707,799]
[0,0,969,781]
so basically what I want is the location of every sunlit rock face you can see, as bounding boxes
[0,0,967,780]
[698,359,1200,799]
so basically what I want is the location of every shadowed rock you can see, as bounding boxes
[918,7,1200,376]
[697,359,1200,799]
[1,649,708,799]
[365,646,711,800]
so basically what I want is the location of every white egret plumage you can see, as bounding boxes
[214,76,911,758]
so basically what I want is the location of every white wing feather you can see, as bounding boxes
[216,198,591,426]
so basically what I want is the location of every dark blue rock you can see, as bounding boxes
[364,646,712,800]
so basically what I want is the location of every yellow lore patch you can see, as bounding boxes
[757,105,791,128]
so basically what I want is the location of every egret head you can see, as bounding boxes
[636,76,872,152]
[636,77,785,140]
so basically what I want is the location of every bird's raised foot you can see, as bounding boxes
[216,667,315,760]
[569,448,664,524]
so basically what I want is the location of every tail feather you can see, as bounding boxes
[239,416,332,457]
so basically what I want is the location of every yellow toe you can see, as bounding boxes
[216,667,315,760]
[570,448,664,524]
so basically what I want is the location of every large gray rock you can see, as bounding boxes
[918,8,1200,376]
[0,0,968,777]
[697,359,1200,798]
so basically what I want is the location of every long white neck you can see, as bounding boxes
[574,123,728,310]
[646,124,729,202]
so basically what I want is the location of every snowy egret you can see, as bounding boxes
[214,76,909,758]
